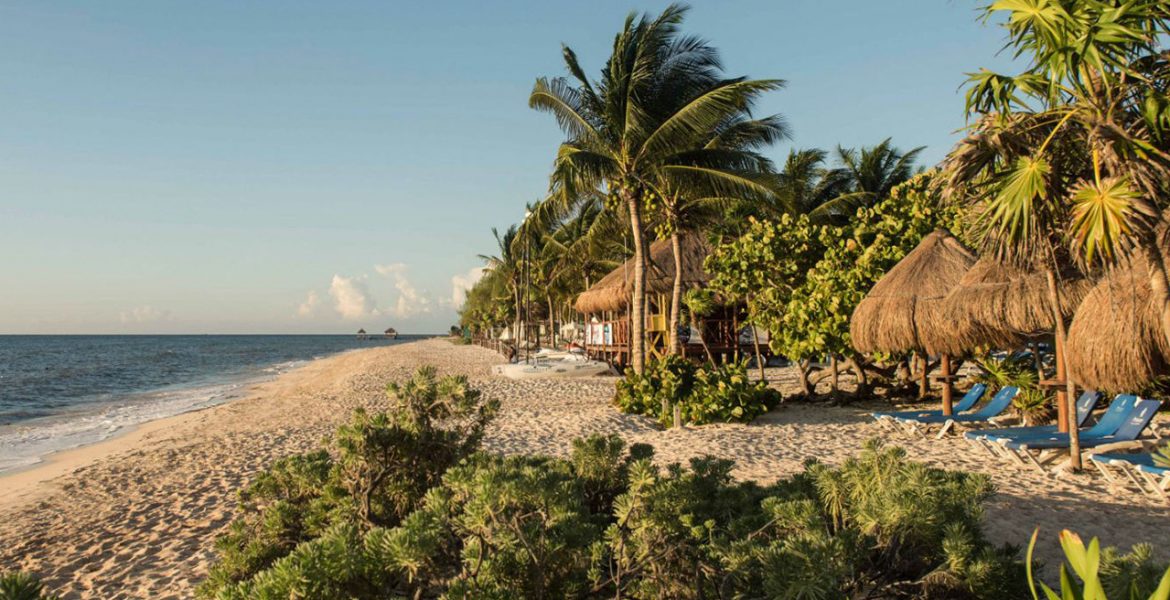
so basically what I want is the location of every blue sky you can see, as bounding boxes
[0,1,1015,334]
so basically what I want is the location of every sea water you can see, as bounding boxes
[0,335,419,473]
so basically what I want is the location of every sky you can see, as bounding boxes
[0,1,1018,334]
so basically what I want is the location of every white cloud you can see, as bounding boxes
[375,263,433,318]
[120,305,170,324]
[329,274,377,320]
[449,266,486,308]
[296,290,322,317]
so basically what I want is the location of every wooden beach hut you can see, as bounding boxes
[574,231,754,366]
[384,328,398,339]
[1066,256,1170,392]
[851,229,977,412]
[356,328,368,340]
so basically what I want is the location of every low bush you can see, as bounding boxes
[0,573,60,600]
[614,356,780,426]
[197,366,498,598]
[199,364,1164,599]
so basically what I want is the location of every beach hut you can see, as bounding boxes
[1066,256,1170,392]
[356,328,368,340]
[384,328,398,339]
[575,231,753,365]
[938,256,1094,430]
[851,229,977,412]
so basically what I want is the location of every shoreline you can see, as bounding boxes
[1,339,1167,599]
[0,407,209,507]
[0,342,382,483]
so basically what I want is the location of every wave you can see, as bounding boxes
[1,364,291,473]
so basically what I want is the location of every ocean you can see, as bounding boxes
[0,334,422,473]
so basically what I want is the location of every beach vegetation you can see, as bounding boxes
[613,356,780,426]
[201,427,1034,599]
[707,170,965,397]
[975,354,1051,425]
[0,573,61,600]
[1025,530,1170,600]
[197,366,498,598]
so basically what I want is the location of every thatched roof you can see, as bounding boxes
[575,231,712,314]
[1066,256,1170,392]
[851,230,977,355]
[933,256,1093,355]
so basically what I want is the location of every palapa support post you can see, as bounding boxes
[1053,333,1069,433]
[917,351,929,399]
[940,354,954,416]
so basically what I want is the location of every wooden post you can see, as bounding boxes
[918,351,929,399]
[940,354,954,416]
[1053,330,1069,433]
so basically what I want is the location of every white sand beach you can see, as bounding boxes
[1,338,1167,599]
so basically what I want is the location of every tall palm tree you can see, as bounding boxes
[529,4,783,374]
[657,114,788,354]
[478,225,522,344]
[944,0,1170,470]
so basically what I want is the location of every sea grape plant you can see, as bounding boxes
[612,356,780,426]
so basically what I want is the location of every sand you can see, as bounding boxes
[1,338,1167,598]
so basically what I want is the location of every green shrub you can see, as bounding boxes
[198,365,497,599]
[686,360,782,424]
[614,357,780,426]
[211,416,1130,599]
[613,354,696,422]
[0,573,60,600]
[1013,387,1055,426]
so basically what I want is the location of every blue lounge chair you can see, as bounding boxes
[872,383,986,431]
[985,394,1137,447]
[1090,452,1170,502]
[964,390,1101,458]
[893,386,1019,438]
[1003,398,1162,473]
[1137,460,1170,502]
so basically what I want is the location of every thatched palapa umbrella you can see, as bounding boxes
[1066,257,1170,392]
[851,229,976,413]
[938,256,1094,430]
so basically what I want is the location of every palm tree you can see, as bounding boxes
[944,0,1170,470]
[478,225,522,344]
[809,140,923,223]
[529,4,783,374]
[657,114,788,355]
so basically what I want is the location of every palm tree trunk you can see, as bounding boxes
[750,323,765,382]
[513,286,522,357]
[1045,268,1081,471]
[547,294,556,349]
[669,231,683,355]
[626,193,648,375]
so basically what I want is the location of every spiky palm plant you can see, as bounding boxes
[529,3,784,373]
[943,0,1170,469]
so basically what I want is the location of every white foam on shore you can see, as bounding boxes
[0,360,308,474]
